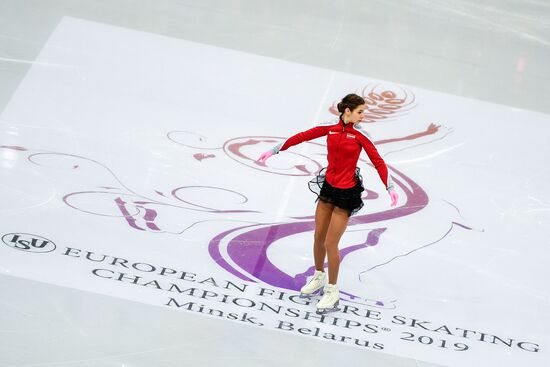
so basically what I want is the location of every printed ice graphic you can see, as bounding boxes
[2,84,476,310]
[1,16,547,367]
[206,85,478,308]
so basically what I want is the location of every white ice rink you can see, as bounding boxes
[0,2,549,367]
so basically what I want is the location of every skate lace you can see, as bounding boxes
[313,273,324,282]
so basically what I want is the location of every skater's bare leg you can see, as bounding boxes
[324,206,350,285]
[313,200,334,272]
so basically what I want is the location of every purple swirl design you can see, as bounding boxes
[208,165,428,302]
[167,130,222,150]
[27,151,259,234]
[0,145,27,151]
[328,83,416,124]
[171,185,258,213]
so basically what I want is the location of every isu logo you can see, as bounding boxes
[2,233,56,253]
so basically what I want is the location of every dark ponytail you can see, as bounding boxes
[337,93,365,113]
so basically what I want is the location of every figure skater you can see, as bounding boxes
[256,93,398,314]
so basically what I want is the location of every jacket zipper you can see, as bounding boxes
[333,120,345,185]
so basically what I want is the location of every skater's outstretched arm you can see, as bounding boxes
[257,123,332,163]
[355,125,399,207]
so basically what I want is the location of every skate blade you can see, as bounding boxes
[316,301,340,314]
[316,306,340,315]
[299,288,324,299]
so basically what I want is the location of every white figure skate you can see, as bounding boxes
[300,270,327,298]
[316,283,340,314]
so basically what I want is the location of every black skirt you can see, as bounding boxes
[308,167,365,217]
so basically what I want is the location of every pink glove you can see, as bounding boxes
[388,188,398,207]
[256,150,274,164]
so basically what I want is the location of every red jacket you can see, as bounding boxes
[275,118,393,190]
